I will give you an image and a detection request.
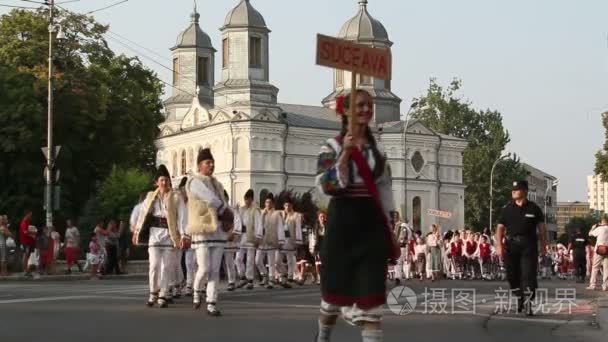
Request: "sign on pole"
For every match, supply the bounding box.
[427,209,452,219]
[316,34,391,80]
[41,145,62,161]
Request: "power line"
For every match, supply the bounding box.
[86,0,128,15]
[0,3,38,9]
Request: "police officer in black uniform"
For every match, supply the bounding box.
[568,228,589,283]
[495,180,547,316]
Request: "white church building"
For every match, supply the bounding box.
[155,0,467,232]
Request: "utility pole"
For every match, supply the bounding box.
[45,0,56,229]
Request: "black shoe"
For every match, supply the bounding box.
[266,281,275,290]
[146,300,155,307]
[237,278,248,289]
[227,283,235,291]
[280,281,292,289]
[193,301,201,310]
[158,298,168,309]
[395,278,401,285]
[246,281,254,290]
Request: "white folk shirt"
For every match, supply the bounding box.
[65,227,80,248]
[129,202,143,232]
[590,224,608,252]
[148,194,187,248]
[281,212,303,252]
[188,176,227,248]
[225,205,241,252]
[235,206,263,248]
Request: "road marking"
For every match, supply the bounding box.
[0,295,95,304]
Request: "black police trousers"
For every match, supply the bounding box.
[505,236,538,300]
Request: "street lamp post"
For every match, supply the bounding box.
[489,153,511,232]
[45,0,64,229]
[402,102,418,220]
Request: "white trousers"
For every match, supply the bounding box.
[236,247,256,280]
[255,249,277,280]
[185,249,196,287]
[171,249,183,287]
[194,246,224,304]
[394,247,407,279]
[148,247,176,298]
[276,250,297,280]
[223,250,237,284]
[589,253,608,289]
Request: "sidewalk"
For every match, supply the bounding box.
[0,272,147,282]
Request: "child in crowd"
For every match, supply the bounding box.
[414,237,427,281]
[87,234,101,280]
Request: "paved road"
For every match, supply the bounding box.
[0,278,603,342]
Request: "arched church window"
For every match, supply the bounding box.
[172,152,177,177]
[172,58,179,86]
[413,197,421,231]
[197,57,209,85]
[181,150,187,175]
[249,36,262,67]
[222,38,229,68]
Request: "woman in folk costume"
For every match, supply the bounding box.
[426,224,443,281]
[255,193,285,289]
[234,189,263,290]
[186,148,234,316]
[133,164,188,309]
[223,190,240,292]
[278,195,304,286]
[309,210,328,285]
[314,90,397,342]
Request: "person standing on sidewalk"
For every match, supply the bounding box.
[587,218,608,291]
[0,215,13,276]
[19,209,35,276]
[568,228,589,283]
[64,219,82,274]
[495,180,547,316]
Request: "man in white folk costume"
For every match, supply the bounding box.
[255,193,285,289]
[278,197,304,287]
[133,165,188,309]
[234,190,263,290]
[186,148,234,316]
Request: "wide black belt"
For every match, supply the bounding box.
[150,216,168,229]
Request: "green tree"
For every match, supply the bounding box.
[0,9,163,225]
[595,112,608,181]
[411,79,528,230]
[564,215,596,238]
[97,167,151,222]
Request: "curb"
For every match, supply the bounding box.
[0,274,148,282]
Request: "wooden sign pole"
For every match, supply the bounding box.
[349,71,359,140]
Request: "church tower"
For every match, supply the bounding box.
[322,0,402,124]
[214,0,279,115]
[164,3,216,122]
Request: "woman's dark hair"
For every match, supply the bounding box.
[178,177,188,189]
[339,89,385,178]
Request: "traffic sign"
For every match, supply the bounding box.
[41,146,62,160]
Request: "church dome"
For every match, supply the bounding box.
[223,0,268,30]
[172,10,214,51]
[338,0,391,45]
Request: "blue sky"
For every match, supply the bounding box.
[2,0,607,202]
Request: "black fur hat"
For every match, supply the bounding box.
[155,164,171,181]
[197,148,214,164]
